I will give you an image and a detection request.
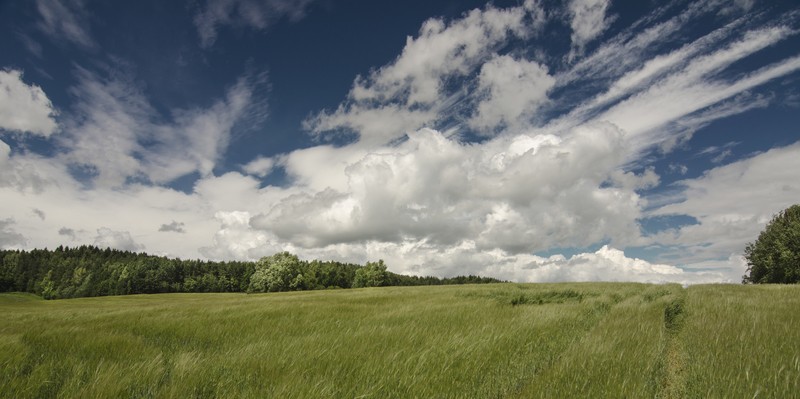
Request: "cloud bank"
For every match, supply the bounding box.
[1,0,798,285]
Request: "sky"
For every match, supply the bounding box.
[1,0,799,284]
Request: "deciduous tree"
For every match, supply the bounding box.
[743,204,800,284]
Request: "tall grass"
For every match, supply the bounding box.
[1,283,798,398]
[678,284,800,398]
[514,284,685,398]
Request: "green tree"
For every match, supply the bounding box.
[353,260,388,288]
[743,204,800,284]
[39,270,58,299]
[248,252,304,292]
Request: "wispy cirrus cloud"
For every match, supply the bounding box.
[61,65,269,187]
[566,0,614,62]
[646,142,800,266]
[35,0,95,49]
[194,0,315,48]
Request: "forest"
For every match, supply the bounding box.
[0,246,501,299]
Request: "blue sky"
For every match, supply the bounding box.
[1,0,799,284]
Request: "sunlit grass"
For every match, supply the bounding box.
[1,283,799,398]
[678,284,800,398]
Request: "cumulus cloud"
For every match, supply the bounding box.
[306,4,538,145]
[36,0,95,48]
[492,245,733,284]
[252,124,648,254]
[198,220,730,284]
[469,55,555,133]
[94,227,144,252]
[237,2,799,281]
[194,0,315,47]
[0,69,58,136]
[200,211,271,260]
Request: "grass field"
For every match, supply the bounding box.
[1,283,799,398]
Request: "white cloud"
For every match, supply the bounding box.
[668,163,688,176]
[556,1,742,92]
[513,245,731,284]
[61,67,150,187]
[0,139,9,164]
[35,0,95,48]
[571,17,746,119]
[0,69,58,136]
[252,124,647,254]
[306,104,437,148]
[61,67,267,187]
[567,0,613,61]
[94,227,144,252]
[3,0,798,286]
[469,55,555,133]
[306,4,537,145]
[351,6,529,106]
[594,26,800,154]
[372,242,731,284]
[197,210,726,284]
[194,0,315,47]
[720,0,755,16]
[0,149,221,259]
[0,139,66,193]
[143,74,265,183]
[241,155,276,177]
[200,211,271,260]
[647,142,800,265]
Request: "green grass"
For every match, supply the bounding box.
[678,284,800,398]
[1,283,798,398]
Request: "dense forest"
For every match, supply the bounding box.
[0,246,502,299]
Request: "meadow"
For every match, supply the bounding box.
[1,283,798,398]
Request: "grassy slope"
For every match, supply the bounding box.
[1,283,798,398]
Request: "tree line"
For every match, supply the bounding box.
[0,246,502,299]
